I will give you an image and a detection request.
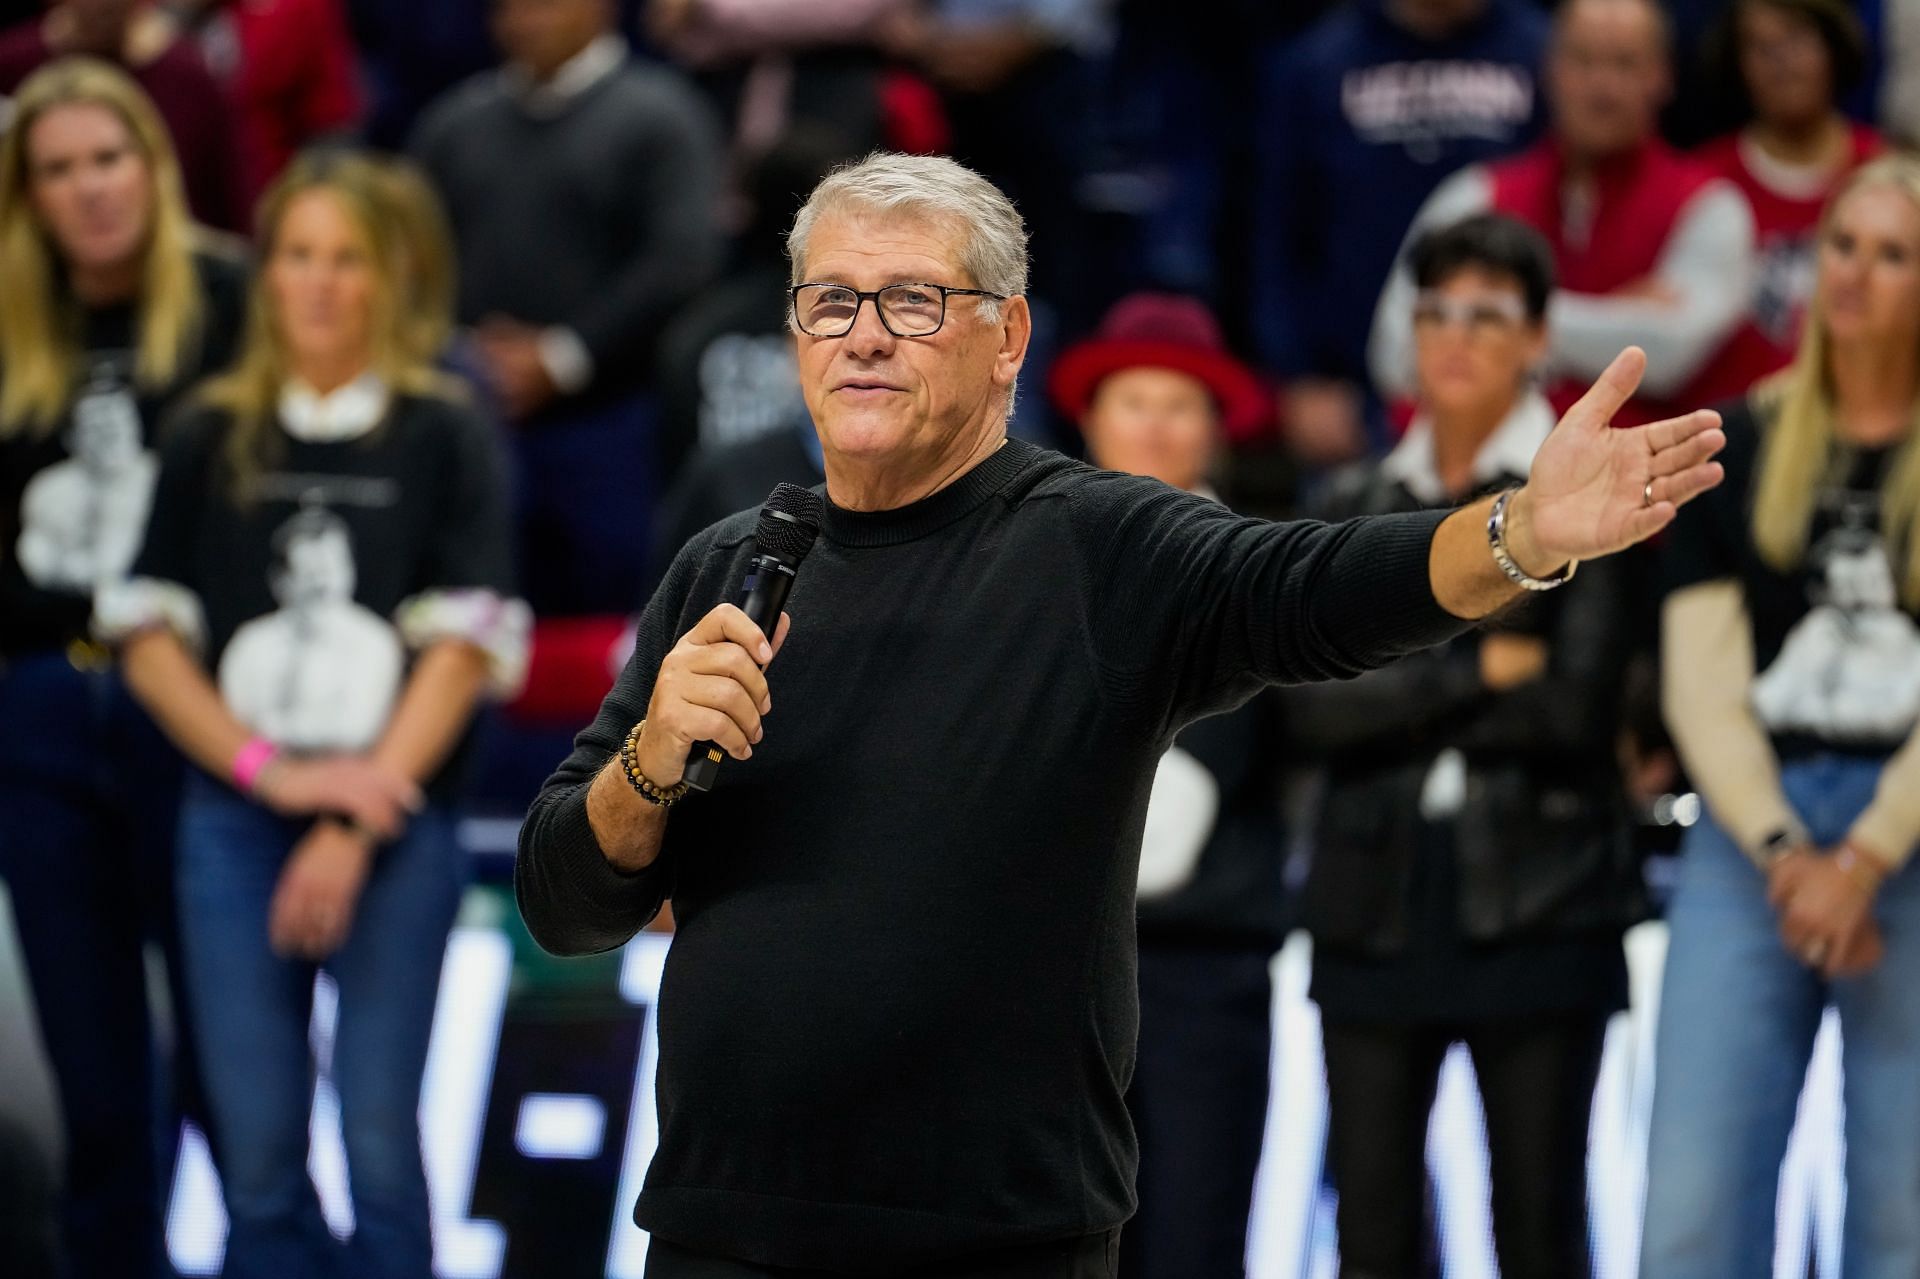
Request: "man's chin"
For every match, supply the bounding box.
[820,415,916,460]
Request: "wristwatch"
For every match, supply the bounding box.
[1487,489,1577,592]
[1756,827,1806,866]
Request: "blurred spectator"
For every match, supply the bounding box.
[1372,0,1757,428]
[411,0,725,613]
[655,126,852,475]
[879,0,1114,338]
[1643,155,1920,1278]
[157,0,365,212]
[1291,215,1639,1278]
[1101,0,1317,307]
[1883,0,1920,145]
[1252,0,1549,466]
[0,58,244,1279]
[96,150,528,1277]
[1049,292,1284,1279]
[0,0,244,228]
[413,0,722,423]
[647,0,901,156]
[1665,0,1886,146]
[648,128,852,585]
[1693,0,1883,402]
[345,0,497,149]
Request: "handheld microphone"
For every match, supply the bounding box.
[682,482,824,791]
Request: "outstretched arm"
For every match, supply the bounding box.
[1427,346,1726,619]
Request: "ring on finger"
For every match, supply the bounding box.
[1643,478,1656,508]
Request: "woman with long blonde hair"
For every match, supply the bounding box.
[96,149,528,1278]
[0,56,245,1279]
[1644,153,1920,1276]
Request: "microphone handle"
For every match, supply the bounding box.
[682,553,795,792]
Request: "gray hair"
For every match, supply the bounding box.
[786,152,1029,324]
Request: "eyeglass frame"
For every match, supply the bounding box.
[788,281,1011,338]
[1409,289,1534,338]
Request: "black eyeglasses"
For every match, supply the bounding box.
[789,282,1008,338]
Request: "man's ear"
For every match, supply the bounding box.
[995,294,1032,389]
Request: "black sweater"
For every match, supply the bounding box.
[0,249,246,659]
[515,439,1468,1271]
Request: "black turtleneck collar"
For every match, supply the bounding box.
[818,437,1040,549]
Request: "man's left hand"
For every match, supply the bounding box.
[1504,346,1725,576]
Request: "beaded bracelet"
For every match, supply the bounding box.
[619,720,690,808]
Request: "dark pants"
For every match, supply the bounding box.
[1121,945,1273,1279]
[0,653,205,1279]
[644,1231,1121,1279]
[1319,1014,1608,1279]
[512,393,661,615]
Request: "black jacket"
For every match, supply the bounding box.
[1136,691,1290,951]
[1286,463,1645,955]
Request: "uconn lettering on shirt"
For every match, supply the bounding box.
[1342,61,1534,155]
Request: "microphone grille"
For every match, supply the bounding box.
[754,483,824,565]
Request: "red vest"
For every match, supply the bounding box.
[1488,139,1734,424]
[1690,124,1884,403]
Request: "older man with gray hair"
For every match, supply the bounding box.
[516,152,1723,1277]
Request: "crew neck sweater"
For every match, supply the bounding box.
[516,438,1469,1271]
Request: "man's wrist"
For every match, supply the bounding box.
[621,720,691,807]
[1503,487,1569,581]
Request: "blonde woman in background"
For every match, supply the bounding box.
[96,151,529,1279]
[1644,154,1920,1278]
[0,57,245,1279]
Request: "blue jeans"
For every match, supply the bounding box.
[0,652,197,1279]
[176,781,463,1279]
[1641,754,1920,1278]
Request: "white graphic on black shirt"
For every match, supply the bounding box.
[217,504,402,752]
[15,370,156,593]
[698,333,805,448]
[1752,524,1920,743]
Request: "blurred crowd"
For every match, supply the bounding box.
[2,0,1920,1276]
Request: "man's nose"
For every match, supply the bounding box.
[843,296,898,358]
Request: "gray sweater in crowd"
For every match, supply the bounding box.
[410,51,725,398]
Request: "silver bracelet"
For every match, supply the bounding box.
[1487,488,1576,591]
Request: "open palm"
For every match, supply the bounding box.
[1525,346,1727,566]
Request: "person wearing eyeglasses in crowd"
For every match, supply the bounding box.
[1371,0,1757,429]
[513,152,1724,1279]
[1642,153,1920,1279]
[94,150,528,1279]
[1289,213,1641,1279]
[0,58,246,1279]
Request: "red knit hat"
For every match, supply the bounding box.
[1049,293,1270,442]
